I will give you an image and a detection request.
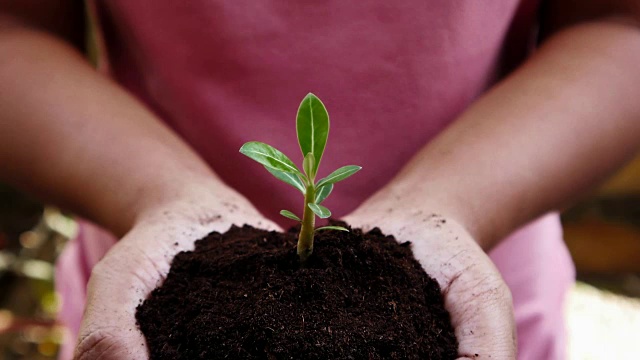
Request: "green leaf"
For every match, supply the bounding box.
[240,142,301,175]
[316,165,362,188]
[314,183,333,204]
[315,226,349,232]
[308,203,331,219]
[280,210,301,222]
[296,93,329,175]
[265,166,305,194]
[303,152,316,180]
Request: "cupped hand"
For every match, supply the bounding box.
[343,200,516,360]
[73,190,281,360]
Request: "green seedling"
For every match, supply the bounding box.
[240,93,361,262]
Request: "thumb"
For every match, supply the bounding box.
[74,239,155,359]
[74,219,200,360]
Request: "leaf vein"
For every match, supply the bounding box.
[245,150,298,173]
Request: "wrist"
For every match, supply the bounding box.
[352,181,500,251]
[405,185,501,250]
[119,173,237,235]
[128,173,276,236]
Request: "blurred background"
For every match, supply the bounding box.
[2,3,639,360]
[1,158,640,359]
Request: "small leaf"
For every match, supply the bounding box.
[316,165,362,188]
[314,183,333,204]
[308,203,331,219]
[240,141,301,175]
[303,152,316,180]
[280,210,301,222]
[297,93,329,175]
[315,226,349,232]
[265,166,305,194]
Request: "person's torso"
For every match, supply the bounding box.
[95,0,540,225]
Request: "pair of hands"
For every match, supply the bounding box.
[73,188,516,360]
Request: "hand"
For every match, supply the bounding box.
[73,189,281,360]
[343,197,516,360]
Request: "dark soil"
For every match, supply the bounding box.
[136,222,458,359]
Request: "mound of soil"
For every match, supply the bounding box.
[136,222,458,359]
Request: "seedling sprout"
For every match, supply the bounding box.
[240,93,361,262]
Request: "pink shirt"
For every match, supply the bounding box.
[56,2,574,359]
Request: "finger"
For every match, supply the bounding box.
[411,220,517,360]
[74,236,162,360]
[446,263,516,360]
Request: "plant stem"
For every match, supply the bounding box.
[297,186,316,262]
